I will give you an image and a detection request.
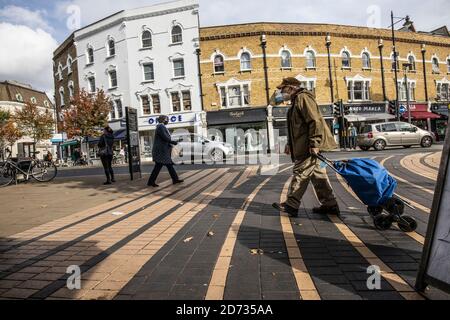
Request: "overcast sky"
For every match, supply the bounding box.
[0,0,449,97]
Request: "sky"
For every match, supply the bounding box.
[0,0,449,98]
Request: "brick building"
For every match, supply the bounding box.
[199,22,450,151]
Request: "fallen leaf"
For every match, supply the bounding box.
[111,212,125,216]
[183,237,194,243]
[272,272,276,276]
[207,231,215,237]
[213,214,219,219]
[250,249,264,255]
[40,205,48,208]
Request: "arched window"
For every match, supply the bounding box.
[305,50,316,68]
[214,55,224,73]
[281,50,292,69]
[391,53,399,70]
[87,47,94,64]
[408,55,416,71]
[58,64,63,80]
[30,97,37,104]
[67,57,73,74]
[108,39,115,57]
[362,52,371,69]
[342,51,351,68]
[171,25,182,44]
[142,30,152,48]
[432,57,440,73]
[68,83,74,98]
[59,88,65,106]
[447,58,450,73]
[15,93,23,102]
[240,52,252,71]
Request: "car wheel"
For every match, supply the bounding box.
[359,146,370,151]
[420,136,433,148]
[403,145,412,149]
[373,139,386,151]
[209,149,224,162]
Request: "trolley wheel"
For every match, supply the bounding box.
[397,215,417,233]
[373,215,393,231]
[367,206,383,217]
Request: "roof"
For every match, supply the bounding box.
[0,81,53,109]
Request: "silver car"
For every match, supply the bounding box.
[357,121,435,151]
[172,133,234,163]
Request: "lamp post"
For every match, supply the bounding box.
[421,44,429,102]
[403,63,412,124]
[325,34,334,103]
[378,39,387,101]
[260,34,270,105]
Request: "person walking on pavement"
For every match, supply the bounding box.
[98,126,115,185]
[347,123,358,150]
[272,77,340,217]
[147,115,184,187]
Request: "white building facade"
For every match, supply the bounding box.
[74,0,205,160]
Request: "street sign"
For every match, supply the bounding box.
[125,107,142,181]
[399,105,407,114]
[416,122,450,294]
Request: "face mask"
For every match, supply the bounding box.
[274,90,291,104]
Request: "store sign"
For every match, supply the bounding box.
[140,113,197,127]
[319,105,334,117]
[272,107,289,118]
[401,103,428,112]
[432,104,450,112]
[207,108,267,125]
[347,103,386,114]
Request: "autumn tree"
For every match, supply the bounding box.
[14,102,54,146]
[1,110,23,159]
[62,88,111,140]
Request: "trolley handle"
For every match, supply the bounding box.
[315,153,341,175]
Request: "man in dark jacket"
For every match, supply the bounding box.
[98,126,115,185]
[147,115,184,187]
[272,77,340,217]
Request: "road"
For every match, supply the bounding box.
[0,145,448,300]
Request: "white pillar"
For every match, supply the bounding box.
[266,105,275,152]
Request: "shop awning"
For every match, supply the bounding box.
[114,129,127,141]
[345,113,396,122]
[60,140,79,147]
[402,111,441,120]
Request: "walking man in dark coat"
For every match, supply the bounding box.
[147,115,184,187]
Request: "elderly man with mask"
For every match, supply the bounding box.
[272,77,340,217]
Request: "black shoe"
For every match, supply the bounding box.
[148,183,159,187]
[312,205,340,216]
[173,180,184,185]
[103,181,112,185]
[111,179,116,183]
[272,202,299,217]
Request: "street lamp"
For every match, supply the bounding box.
[325,34,334,104]
[378,39,387,101]
[421,44,429,102]
[403,62,412,124]
[260,34,270,105]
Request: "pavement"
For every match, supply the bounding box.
[0,145,449,300]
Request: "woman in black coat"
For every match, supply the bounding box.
[98,126,115,185]
[147,115,183,187]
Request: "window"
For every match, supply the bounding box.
[299,80,316,94]
[432,57,440,73]
[143,63,154,81]
[305,50,316,69]
[219,84,250,108]
[173,59,185,78]
[391,54,399,70]
[240,52,251,71]
[110,101,116,119]
[108,39,115,57]
[87,47,94,64]
[142,30,152,48]
[151,94,161,114]
[67,58,72,74]
[342,51,351,68]
[447,59,450,73]
[58,65,63,81]
[437,82,450,101]
[362,52,371,69]
[141,95,151,115]
[171,25,182,44]
[182,91,192,111]
[214,55,224,73]
[381,123,398,132]
[397,80,416,101]
[281,50,292,69]
[88,77,96,93]
[347,80,371,101]
[408,55,416,71]
[30,97,37,104]
[68,84,74,98]
[115,99,123,118]
[171,92,181,112]
[16,93,23,102]
[59,88,65,106]
[109,70,117,88]
[397,123,414,132]
[44,100,50,108]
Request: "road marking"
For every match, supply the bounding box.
[233,166,259,188]
[424,152,441,169]
[333,173,425,245]
[279,178,321,300]
[206,176,271,300]
[400,153,437,181]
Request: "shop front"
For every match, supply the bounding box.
[400,103,440,131]
[139,112,205,160]
[344,103,395,133]
[431,103,450,141]
[206,107,268,154]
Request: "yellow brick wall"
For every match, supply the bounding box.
[199,23,450,110]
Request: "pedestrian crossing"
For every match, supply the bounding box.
[0,153,445,300]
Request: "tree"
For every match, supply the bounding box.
[2,120,23,150]
[62,88,111,140]
[14,102,54,146]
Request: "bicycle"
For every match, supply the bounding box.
[0,149,58,187]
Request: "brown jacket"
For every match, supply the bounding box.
[287,89,337,162]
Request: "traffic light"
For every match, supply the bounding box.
[333,102,342,117]
[343,103,351,116]
[388,100,396,115]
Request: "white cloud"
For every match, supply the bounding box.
[0,5,53,32]
[0,23,58,93]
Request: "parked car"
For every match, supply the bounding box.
[172,133,234,163]
[357,121,435,151]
